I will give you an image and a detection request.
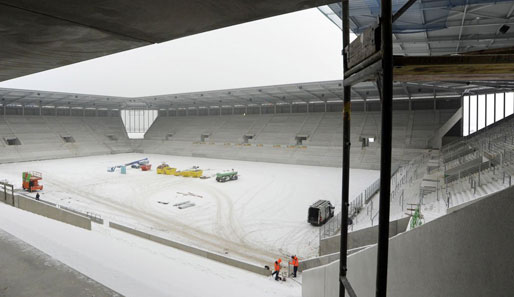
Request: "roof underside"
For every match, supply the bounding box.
[1,79,507,110]
[0,0,336,82]
[2,1,514,109]
[321,0,514,56]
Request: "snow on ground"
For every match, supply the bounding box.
[0,153,379,264]
[0,203,301,297]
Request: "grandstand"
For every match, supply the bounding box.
[0,81,462,169]
[0,115,130,163]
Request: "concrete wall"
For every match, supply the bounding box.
[0,193,91,230]
[2,190,15,206]
[109,222,271,276]
[319,217,409,256]
[299,252,341,272]
[299,245,371,272]
[60,205,104,224]
[302,258,340,297]
[303,185,514,297]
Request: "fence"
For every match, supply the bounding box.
[12,192,104,225]
[319,152,428,241]
[365,153,427,227]
[60,205,104,224]
[320,178,380,240]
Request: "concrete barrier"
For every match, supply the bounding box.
[2,191,15,206]
[299,245,371,272]
[319,217,409,256]
[0,194,91,230]
[60,205,104,224]
[303,185,514,297]
[299,252,340,272]
[109,222,271,276]
[17,196,92,230]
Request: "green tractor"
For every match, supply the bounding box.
[216,171,238,182]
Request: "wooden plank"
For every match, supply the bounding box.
[347,25,380,69]
[393,54,514,82]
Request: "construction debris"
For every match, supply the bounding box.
[178,202,196,209]
[173,201,191,207]
[177,192,203,198]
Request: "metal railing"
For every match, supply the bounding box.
[320,177,381,240]
[318,154,425,240]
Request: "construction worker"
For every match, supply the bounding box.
[289,255,299,278]
[272,258,281,281]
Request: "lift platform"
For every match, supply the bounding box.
[22,171,43,192]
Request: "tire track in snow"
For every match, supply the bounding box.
[43,176,281,265]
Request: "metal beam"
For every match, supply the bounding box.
[392,0,418,23]
[340,0,351,296]
[376,0,393,295]
[455,1,469,53]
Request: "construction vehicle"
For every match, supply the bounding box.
[157,163,170,174]
[22,171,43,192]
[307,200,334,226]
[163,167,175,175]
[125,158,149,167]
[191,170,203,178]
[181,170,192,177]
[216,171,238,182]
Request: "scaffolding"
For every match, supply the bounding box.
[339,0,514,296]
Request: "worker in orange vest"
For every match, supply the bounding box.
[271,258,281,281]
[289,255,299,278]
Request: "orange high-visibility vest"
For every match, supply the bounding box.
[289,257,299,267]
[274,262,280,271]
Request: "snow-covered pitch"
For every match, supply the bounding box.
[0,153,378,265]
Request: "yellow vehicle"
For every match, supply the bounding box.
[157,163,170,174]
[191,170,203,178]
[181,170,192,177]
[164,167,176,175]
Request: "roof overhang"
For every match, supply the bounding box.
[0,0,337,82]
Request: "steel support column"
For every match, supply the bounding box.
[340,0,352,296]
[376,0,393,296]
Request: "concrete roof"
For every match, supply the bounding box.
[0,0,336,82]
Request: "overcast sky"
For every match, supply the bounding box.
[0,8,344,98]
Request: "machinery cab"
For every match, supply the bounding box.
[308,200,334,226]
[22,171,43,192]
[215,171,238,182]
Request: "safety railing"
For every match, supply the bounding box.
[319,177,381,240]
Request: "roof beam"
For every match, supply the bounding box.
[489,2,514,47]
[455,2,469,53]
